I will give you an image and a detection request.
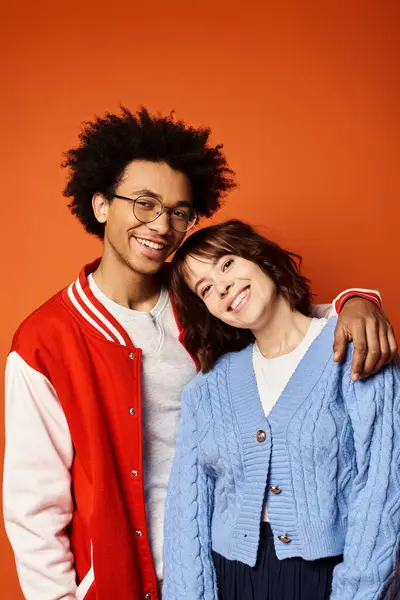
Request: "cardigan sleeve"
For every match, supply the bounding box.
[331,358,400,599]
[162,384,218,600]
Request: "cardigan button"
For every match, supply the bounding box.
[144,594,152,600]
[129,352,135,360]
[269,486,281,494]
[278,535,291,543]
[131,469,138,477]
[129,407,136,415]
[256,430,266,443]
[135,530,143,537]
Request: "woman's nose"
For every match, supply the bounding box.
[219,282,233,298]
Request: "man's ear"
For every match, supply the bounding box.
[92,193,109,224]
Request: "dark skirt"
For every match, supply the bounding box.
[212,522,342,600]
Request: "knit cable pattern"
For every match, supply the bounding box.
[163,384,218,600]
[163,322,400,599]
[207,365,244,525]
[330,360,400,599]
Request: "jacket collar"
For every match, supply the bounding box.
[62,259,133,345]
[62,259,185,347]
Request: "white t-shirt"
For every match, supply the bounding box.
[88,275,196,580]
[253,317,328,521]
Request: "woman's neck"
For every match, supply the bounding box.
[252,296,312,359]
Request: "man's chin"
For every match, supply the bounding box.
[140,262,165,275]
[126,254,167,276]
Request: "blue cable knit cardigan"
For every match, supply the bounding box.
[163,318,400,599]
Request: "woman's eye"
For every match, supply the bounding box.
[201,285,212,298]
[223,259,234,271]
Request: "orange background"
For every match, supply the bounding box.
[1,1,399,597]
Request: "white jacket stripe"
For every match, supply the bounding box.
[75,278,126,346]
[68,283,114,342]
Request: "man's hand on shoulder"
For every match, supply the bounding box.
[333,297,397,381]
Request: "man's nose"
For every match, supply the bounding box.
[146,210,171,236]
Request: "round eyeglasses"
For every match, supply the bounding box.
[111,193,197,233]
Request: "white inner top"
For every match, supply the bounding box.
[88,274,196,580]
[253,317,328,521]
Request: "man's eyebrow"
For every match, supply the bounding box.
[130,189,161,199]
[130,191,192,207]
[174,200,192,208]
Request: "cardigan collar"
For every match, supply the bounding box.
[227,318,337,436]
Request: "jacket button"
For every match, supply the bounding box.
[129,407,136,415]
[269,485,281,494]
[144,594,152,600]
[131,470,138,477]
[256,430,266,443]
[278,535,291,543]
[129,352,135,360]
[135,530,143,537]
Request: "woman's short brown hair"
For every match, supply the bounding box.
[169,219,312,372]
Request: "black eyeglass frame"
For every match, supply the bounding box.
[110,193,198,233]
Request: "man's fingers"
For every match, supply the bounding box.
[350,345,368,381]
[333,324,347,363]
[362,323,390,379]
[349,321,368,381]
[378,323,391,365]
[362,320,382,376]
[387,326,398,362]
[337,297,397,380]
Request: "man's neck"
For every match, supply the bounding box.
[92,251,162,312]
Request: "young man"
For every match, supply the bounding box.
[3,107,396,600]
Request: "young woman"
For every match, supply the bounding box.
[162,220,400,600]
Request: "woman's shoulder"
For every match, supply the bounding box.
[184,344,253,394]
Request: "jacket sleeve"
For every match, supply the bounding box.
[331,357,400,599]
[163,384,218,600]
[3,351,77,600]
[311,288,382,318]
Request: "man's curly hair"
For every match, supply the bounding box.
[62,106,236,238]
